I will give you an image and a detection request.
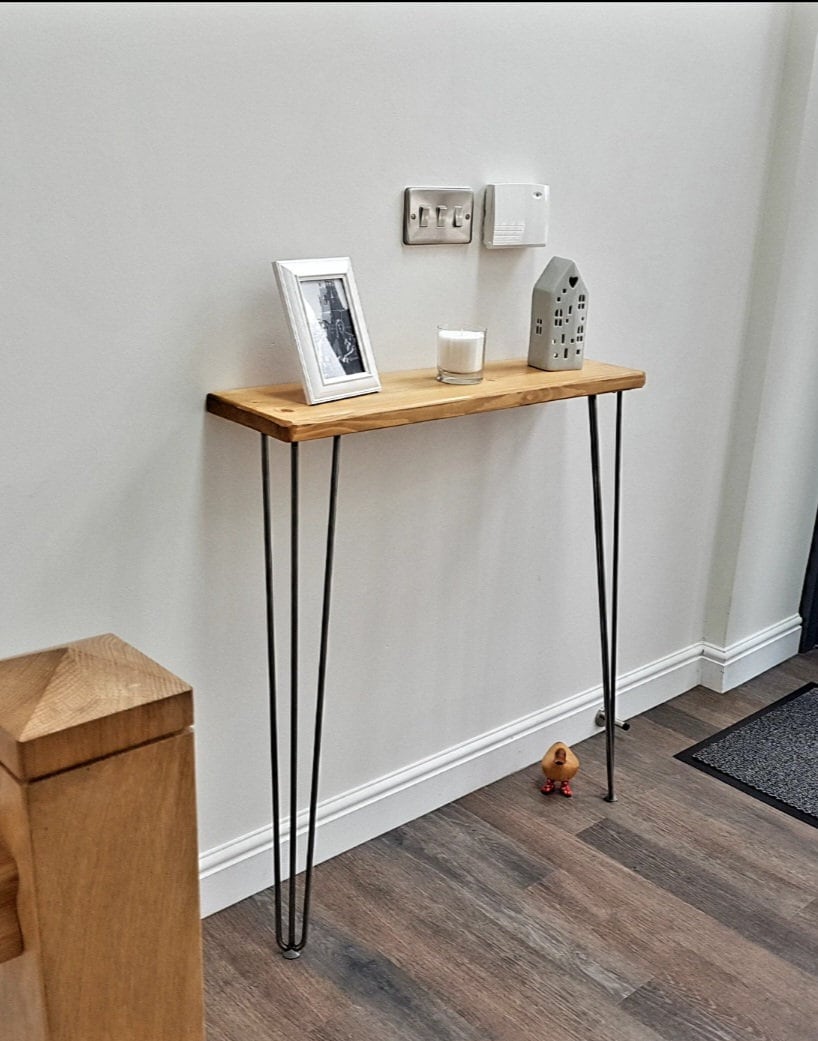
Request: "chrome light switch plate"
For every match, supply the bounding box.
[403,187,474,245]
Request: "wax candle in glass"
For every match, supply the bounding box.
[436,326,487,385]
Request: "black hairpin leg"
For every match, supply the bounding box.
[261,433,341,957]
[588,392,623,803]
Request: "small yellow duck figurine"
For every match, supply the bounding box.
[541,741,580,797]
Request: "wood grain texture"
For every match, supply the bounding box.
[326,824,659,1040]
[206,358,646,442]
[204,651,818,1041]
[0,633,192,780]
[0,761,49,1041]
[29,731,203,1041]
[578,816,818,977]
[0,840,22,963]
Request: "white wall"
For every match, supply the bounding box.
[0,2,802,913]
[705,4,818,658]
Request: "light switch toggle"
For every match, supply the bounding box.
[403,187,474,245]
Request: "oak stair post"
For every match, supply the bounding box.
[0,841,22,964]
[0,633,204,1041]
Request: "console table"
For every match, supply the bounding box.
[206,357,646,957]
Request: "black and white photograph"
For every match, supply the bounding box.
[274,257,381,404]
[300,277,366,379]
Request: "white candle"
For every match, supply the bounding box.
[437,328,485,375]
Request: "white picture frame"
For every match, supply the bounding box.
[273,257,381,405]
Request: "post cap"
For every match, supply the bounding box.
[0,634,192,781]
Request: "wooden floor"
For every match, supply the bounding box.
[203,653,818,1041]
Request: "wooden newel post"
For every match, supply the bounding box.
[0,841,23,964]
[0,634,205,1041]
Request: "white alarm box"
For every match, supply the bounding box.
[483,183,549,248]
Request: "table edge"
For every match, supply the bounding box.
[206,360,646,443]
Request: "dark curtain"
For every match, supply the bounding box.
[799,505,818,652]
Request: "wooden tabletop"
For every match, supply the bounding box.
[206,358,645,443]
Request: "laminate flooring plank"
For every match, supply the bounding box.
[577,816,818,977]
[581,715,818,874]
[404,810,655,1003]
[615,911,818,1040]
[202,899,340,1040]
[597,786,816,913]
[459,766,606,836]
[306,1002,477,1041]
[313,853,552,1041]
[623,978,761,1041]
[316,882,504,1031]
[757,654,818,691]
[641,702,717,743]
[293,910,485,1041]
[382,802,553,894]
[625,944,808,1041]
[671,686,777,729]
[792,897,818,929]
[560,731,653,803]
[520,871,659,983]
[674,678,799,728]
[545,847,818,1039]
[312,807,807,1041]
[376,807,611,965]
[451,795,661,991]
[204,651,818,1041]
[315,836,664,1041]
[203,945,300,1041]
[516,707,815,928]
[378,816,666,1036]
[371,821,646,1004]
[314,840,587,1041]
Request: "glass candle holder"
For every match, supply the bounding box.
[436,326,487,385]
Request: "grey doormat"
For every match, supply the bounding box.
[674,682,818,829]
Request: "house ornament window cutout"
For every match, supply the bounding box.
[528,257,588,372]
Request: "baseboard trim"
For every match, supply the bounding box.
[200,618,801,916]
[700,614,802,693]
[199,639,702,917]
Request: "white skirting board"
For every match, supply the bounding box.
[700,615,802,693]
[199,616,801,917]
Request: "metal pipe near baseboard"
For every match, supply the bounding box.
[595,710,631,732]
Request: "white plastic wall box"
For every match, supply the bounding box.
[483,183,549,248]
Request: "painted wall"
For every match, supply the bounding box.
[1,2,803,912]
[705,5,818,653]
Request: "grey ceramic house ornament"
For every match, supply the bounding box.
[528,257,588,371]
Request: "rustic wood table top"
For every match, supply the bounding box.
[206,358,646,443]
